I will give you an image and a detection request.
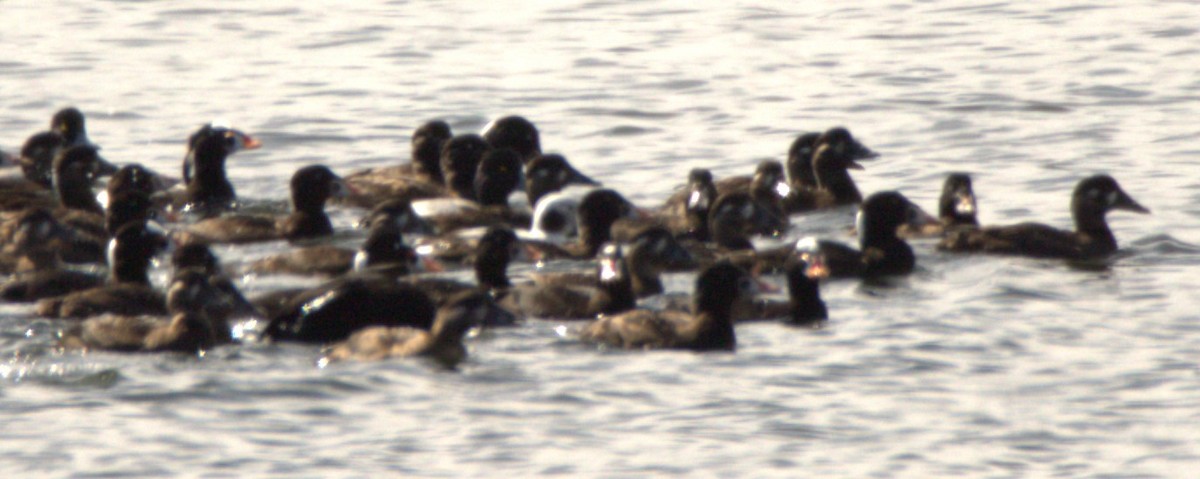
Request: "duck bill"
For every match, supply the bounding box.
[95,155,119,177]
[331,178,358,198]
[804,253,831,279]
[850,141,880,160]
[568,167,600,186]
[419,255,445,273]
[240,133,263,150]
[1113,191,1150,214]
[845,159,865,171]
[907,204,939,230]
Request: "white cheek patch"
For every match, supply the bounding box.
[741,203,755,219]
[688,190,708,210]
[653,238,668,254]
[1106,191,1118,206]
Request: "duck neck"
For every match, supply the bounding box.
[111,257,152,285]
[692,308,736,351]
[625,248,664,297]
[55,175,103,214]
[475,250,511,289]
[817,169,862,204]
[190,143,235,204]
[788,281,827,324]
[1073,205,1118,254]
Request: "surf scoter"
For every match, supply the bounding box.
[796,191,934,278]
[322,290,511,368]
[182,164,350,244]
[49,107,118,176]
[342,120,453,207]
[358,198,436,234]
[261,276,437,344]
[579,261,753,352]
[243,215,426,278]
[34,221,171,317]
[482,115,542,164]
[181,124,262,215]
[743,256,828,326]
[12,131,65,189]
[499,241,636,320]
[899,173,980,238]
[785,132,823,189]
[58,269,238,353]
[938,174,1148,260]
[439,134,493,201]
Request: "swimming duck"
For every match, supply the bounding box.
[261,276,437,344]
[341,120,452,207]
[181,124,262,215]
[49,107,118,176]
[33,221,171,317]
[579,261,753,352]
[182,164,350,244]
[440,134,493,201]
[482,115,542,164]
[524,154,600,206]
[499,242,636,320]
[742,256,828,326]
[58,268,238,353]
[898,173,980,238]
[938,174,1148,260]
[322,290,510,368]
[528,188,639,259]
[796,191,933,278]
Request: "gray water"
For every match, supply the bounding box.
[3,1,1200,477]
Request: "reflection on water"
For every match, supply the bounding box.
[3,1,1200,477]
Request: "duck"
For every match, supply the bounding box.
[780,130,877,212]
[530,226,697,298]
[524,153,600,206]
[795,191,934,278]
[410,148,532,234]
[180,123,262,215]
[48,107,118,176]
[0,215,105,302]
[579,261,753,352]
[482,115,542,164]
[527,188,639,259]
[57,268,238,353]
[402,226,527,307]
[358,197,436,234]
[11,131,65,189]
[439,134,493,201]
[742,256,828,326]
[33,221,172,317]
[938,174,1148,260]
[181,164,350,244]
[321,290,511,368]
[169,243,259,321]
[655,168,717,241]
[499,241,636,320]
[242,214,426,278]
[341,120,452,207]
[261,275,437,344]
[785,132,823,189]
[898,173,980,238]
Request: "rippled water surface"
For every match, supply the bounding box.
[3,1,1200,477]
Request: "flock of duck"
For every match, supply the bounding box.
[0,108,1150,368]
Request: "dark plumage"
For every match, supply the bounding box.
[183,165,349,244]
[33,221,171,317]
[262,277,437,344]
[579,261,753,351]
[183,125,261,215]
[524,154,600,206]
[322,290,509,368]
[440,134,492,201]
[481,115,542,163]
[796,191,933,278]
[938,175,1148,259]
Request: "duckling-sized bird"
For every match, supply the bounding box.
[898,173,980,238]
[180,124,262,215]
[938,174,1148,260]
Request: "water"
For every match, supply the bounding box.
[3,1,1200,477]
